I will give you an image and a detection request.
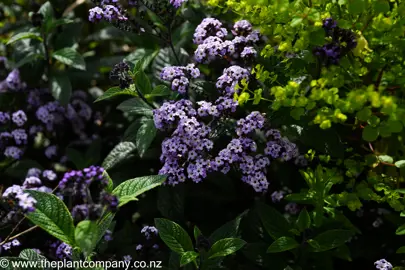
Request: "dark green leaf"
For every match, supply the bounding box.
[396,246,405,254]
[13,53,44,68]
[180,251,199,267]
[112,175,166,206]
[94,86,137,102]
[157,185,185,221]
[136,119,156,157]
[122,118,148,142]
[5,159,43,178]
[102,142,137,170]
[25,190,75,246]
[103,171,114,193]
[47,18,75,33]
[135,71,152,95]
[50,74,72,106]
[309,28,325,46]
[362,125,379,142]
[348,0,367,14]
[267,237,300,253]
[19,249,48,263]
[125,49,158,71]
[7,32,43,45]
[208,238,246,259]
[38,1,54,21]
[194,226,202,242]
[310,229,354,252]
[296,208,311,232]
[256,203,292,239]
[117,98,153,116]
[373,0,390,13]
[155,218,194,254]
[146,85,171,98]
[209,211,247,243]
[52,48,86,70]
[96,212,115,245]
[66,148,86,169]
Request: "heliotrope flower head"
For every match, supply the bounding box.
[5,69,24,91]
[141,225,158,240]
[323,18,337,31]
[232,20,253,36]
[56,242,72,259]
[4,146,23,159]
[11,110,27,127]
[193,18,228,45]
[374,259,393,270]
[170,0,188,8]
[0,112,10,124]
[160,64,200,94]
[89,7,104,22]
[110,61,133,89]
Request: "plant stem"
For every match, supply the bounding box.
[135,86,157,109]
[0,225,38,245]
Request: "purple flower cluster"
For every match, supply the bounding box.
[0,110,29,160]
[313,18,357,65]
[169,0,188,8]
[89,4,127,23]
[2,185,37,213]
[26,89,101,162]
[3,69,26,91]
[1,239,21,252]
[160,64,200,94]
[141,226,158,240]
[58,166,118,222]
[216,65,250,97]
[194,19,260,63]
[55,242,72,260]
[374,259,393,270]
[135,226,160,252]
[154,102,299,191]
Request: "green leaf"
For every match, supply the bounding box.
[207,238,246,259]
[5,159,43,178]
[180,251,199,267]
[194,226,202,242]
[66,148,86,169]
[125,49,158,71]
[75,220,99,256]
[102,142,137,170]
[256,202,292,240]
[373,0,390,13]
[154,218,194,254]
[103,171,114,193]
[362,125,379,142]
[267,237,300,253]
[395,160,405,168]
[25,190,75,246]
[309,28,326,46]
[135,71,153,95]
[378,155,394,164]
[296,208,311,232]
[396,223,405,235]
[117,98,153,116]
[396,246,405,254]
[310,229,354,252]
[348,0,367,14]
[146,85,171,98]
[7,32,43,45]
[96,212,115,245]
[356,107,372,121]
[50,74,72,106]
[136,119,156,157]
[19,249,48,262]
[209,211,247,243]
[94,86,137,102]
[122,117,147,142]
[38,1,54,21]
[47,18,75,33]
[112,175,166,207]
[52,48,86,70]
[13,53,44,68]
